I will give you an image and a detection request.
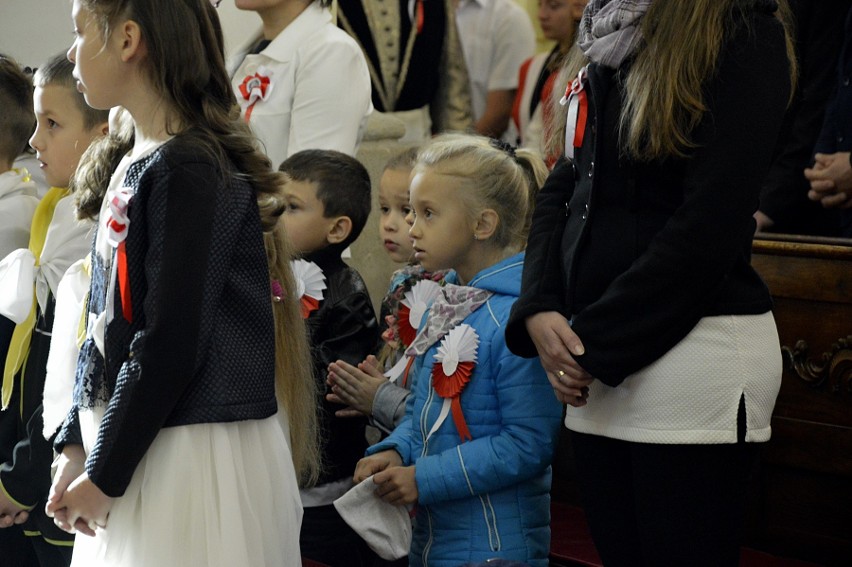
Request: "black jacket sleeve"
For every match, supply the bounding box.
[0,405,54,509]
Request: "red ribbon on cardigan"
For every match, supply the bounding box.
[117,241,132,322]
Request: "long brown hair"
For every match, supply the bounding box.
[80,0,320,484]
[547,0,796,161]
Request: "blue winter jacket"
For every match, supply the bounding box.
[367,253,562,567]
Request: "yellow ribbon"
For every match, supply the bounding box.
[1,187,69,411]
[76,255,92,349]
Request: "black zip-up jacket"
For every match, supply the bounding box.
[302,247,378,486]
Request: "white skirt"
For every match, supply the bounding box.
[72,410,303,567]
[564,312,783,444]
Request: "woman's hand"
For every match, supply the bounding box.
[354,450,403,484]
[805,152,852,209]
[373,466,418,506]
[525,311,595,407]
[327,355,386,417]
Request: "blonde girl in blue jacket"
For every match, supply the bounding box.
[353,134,561,567]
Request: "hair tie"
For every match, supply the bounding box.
[271,279,284,302]
[489,138,517,159]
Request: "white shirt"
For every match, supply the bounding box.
[455,0,535,121]
[0,168,39,259]
[227,2,373,168]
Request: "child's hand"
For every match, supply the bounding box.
[327,355,386,416]
[373,465,418,506]
[49,472,113,537]
[46,445,86,518]
[354,449,402,483]
[0,490,29,528]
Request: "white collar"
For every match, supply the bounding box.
[236,2,331,66]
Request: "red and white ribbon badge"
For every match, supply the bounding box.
[105,186,134,322]
[238,67,273,122]
[559,65,589,160]
[429,324,478,443]
[386,279,442,388]
[290,259,326,319]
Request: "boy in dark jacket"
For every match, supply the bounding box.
[279,150,379,567]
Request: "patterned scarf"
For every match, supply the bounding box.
[578,0,653,69]
[406,283,492,358]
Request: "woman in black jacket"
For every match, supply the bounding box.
[505,1,796,565]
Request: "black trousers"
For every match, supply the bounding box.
[569,425,758,567]
[299,503,378,567]
[0,527,73,567]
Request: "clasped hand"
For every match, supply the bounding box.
[0,489,30,528]
[45,445,113,537]
[353,450,417,506]
[804,152,852,209]
[525,311,595,407]
[326,355,386,417]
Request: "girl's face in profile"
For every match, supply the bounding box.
[378,167,415,264]
[408,169,479,281]
[68,0,125,111]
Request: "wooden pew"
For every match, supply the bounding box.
[745,235,852,567]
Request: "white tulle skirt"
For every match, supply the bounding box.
[72,410,303,567]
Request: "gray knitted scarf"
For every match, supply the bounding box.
[578,0,653,68]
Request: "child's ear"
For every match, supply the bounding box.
[326,216,353,245]
[473,209,499,241]
[117,19,146,63]
[98,120,109,137]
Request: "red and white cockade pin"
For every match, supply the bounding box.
[385,279,442,387]
[290,259,326,319]
[105,186,134,323]
[430,324,479,442]
[397,279,441,348]
[560,64,589,160]
[238,66,273,122]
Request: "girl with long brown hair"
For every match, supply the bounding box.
[45,0,318,565]
[507,1,796,565]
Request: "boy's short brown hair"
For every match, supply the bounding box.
[0,54,35,165]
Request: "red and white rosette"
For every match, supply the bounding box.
[105,186,134,322]
[429,324,479,443]
[385,279,442,387]
[397,279,441,347]
[238,66,274,122]
[559,64,589,161]
[290,259,326,319]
